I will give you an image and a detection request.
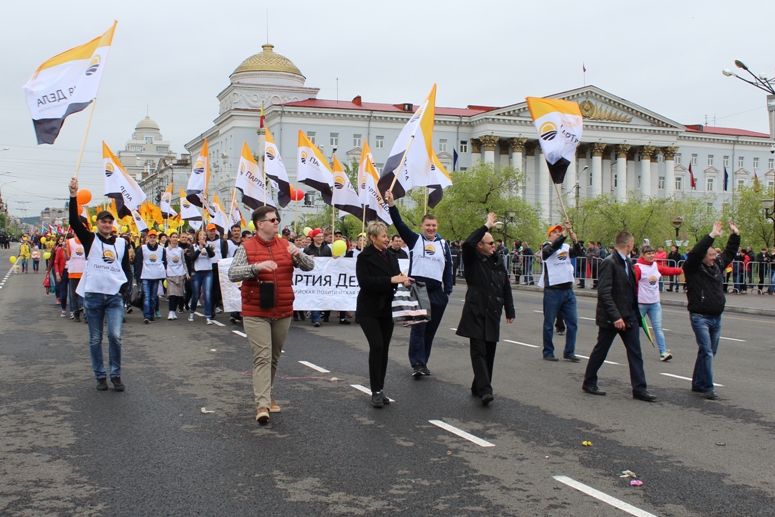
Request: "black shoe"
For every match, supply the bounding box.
[144,318,150,324]
[480,393,494,406]
[380,391,390,405]
[300,312,306,321]
[412,365,423,379]
[543,355,559,362]
[582,385,606,396]
[420,366,431,376]
[633,391,656,402]
[702,390,719,400]
[184,304,190,311]
[666,288,673,292]
[110,377,125,392]
[339,318,351,325]
[96,378,108,391]
[293,315,299,322]
[230,317,236,323]
[127,306,133,314]
[313,322,321,328]
[73,314,81,323]
[556,329,565,336]
[563,354,581,363]
[371,393,384,408]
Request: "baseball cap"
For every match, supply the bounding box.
[147,230,158,237]
[334,229,343,235]
[282,228,291,235]
[206,223,217,231]
[96,210,115,221]
[547,225,563,237]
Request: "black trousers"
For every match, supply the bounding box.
[359,315,394,393]
[583,324,647,393]
[211,264,222,309]
[470,338,497,396]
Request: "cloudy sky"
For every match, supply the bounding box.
[1,0,774,216]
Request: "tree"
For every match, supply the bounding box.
[722,184,775,248]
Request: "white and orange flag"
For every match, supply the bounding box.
[179,188,202,230]
[160,183,176,218]
[358,141,391,224]
[186,138,209,207]
[297,130,333,205]
[265,128,291,207]
[331,155,363,219]
[23,21,117,145]
[235,142,275,209]
[103,142,145,218]
[526,97,583,184]
[229,188,246,229]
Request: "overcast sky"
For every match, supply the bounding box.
[1,0,774,216]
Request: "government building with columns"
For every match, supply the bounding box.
[172,44,775,224]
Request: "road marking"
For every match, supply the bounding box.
[579,316,595,321]
[504,339,539,348]
[719,337,745,342]
[211,320,225,327]
[660,372,723,387]
[429,420,494,447]
[450,327,457,331]
[351,384,394,402]
[553,475,657,517]
[299,360,330,373]
[574,354,619,365]
[232,330,247,338]
[533,310,543,314]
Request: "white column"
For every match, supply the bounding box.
[663,147,676,197]
[539,151,551,221]
[480,135,499,164]
[640,146,655,198]
[591,143,605,197]
[615,144,630,202]
[509,138,527,199]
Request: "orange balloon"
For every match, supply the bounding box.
[288,185,295,196]
[76,190,92,205]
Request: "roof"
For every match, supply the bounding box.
[233,44,303,77]
[684,124,771,138]
[135,116,159,131]
[281,98,494,117]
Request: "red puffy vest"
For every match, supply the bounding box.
[240,236,295,318]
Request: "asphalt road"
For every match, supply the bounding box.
[2,249,774,517]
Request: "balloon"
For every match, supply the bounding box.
[163,280,168,289]
[43,251,51,260]
[292,189,305,201]
[121,225,128,233]
[248,220,255,231]
[76,189,92,205]
[40,237,47,244]
[303,226,312,236]
[332,240,347,257]
[9,256,16,264]
[289,185,295,196]
[91,215,97,222]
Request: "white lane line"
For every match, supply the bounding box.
[579,316,595,321]
[298,360,330,373]
[351,384,394,402]
[232,330,247,338]
[429,420,494,448]
[504,339,539,348]
[719,337,745,342]
[574,354,619,365]
[553,475,657,517]
[660,372,723,387]
[195,312,204,317]
[533,310,543,314]
[450,327,457,331]
[211,320,225,327]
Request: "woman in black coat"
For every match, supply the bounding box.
[356,221,413,408]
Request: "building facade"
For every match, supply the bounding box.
[118,116,178,181]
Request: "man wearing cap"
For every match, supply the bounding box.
[68,178,132,392]
[539,221,583,362]
[281,228,292,241]
[134,229,167,323]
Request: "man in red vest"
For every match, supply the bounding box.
[228,206,314,424]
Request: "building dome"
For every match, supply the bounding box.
[233,44,304,77]
[135,116,159,131]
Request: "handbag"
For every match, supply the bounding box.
[129,284,144,308]
[392,281,431,325]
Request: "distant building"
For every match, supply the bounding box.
[40,206,67,225]
[118,116,177,181]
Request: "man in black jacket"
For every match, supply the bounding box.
[455,213,515,406]
[582,231,656,401]
[683,221,739,400]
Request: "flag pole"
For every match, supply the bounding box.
[387,135,415,192]
[73,99,98,179]
[423,187,428,214]
[360,206,366,251]
[553,182,571,223]
[293,182,299,236]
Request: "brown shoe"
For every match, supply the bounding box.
[256,407,270,423]
[270,399,281,413]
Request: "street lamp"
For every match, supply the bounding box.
[670,216,685,248]
[762,198,775,244]
[501,209,517,241]
[576,165,589,211]
[722,60,775,95]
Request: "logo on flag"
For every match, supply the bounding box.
[194,161,204,174]
[266,148,276,161]
[540,122,558,141]
[85,56,101,76]
[301,151,308,165]
[105,163,114,177]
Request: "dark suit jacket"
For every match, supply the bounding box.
[595,250,640,330]
[356,245,400,318]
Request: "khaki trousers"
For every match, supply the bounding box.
[243,316,291,409]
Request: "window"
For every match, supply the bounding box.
[769,180,775,188]
[707,155,714,166]
[675,176,683,190]
[156,146,168,153]
[375,163,384,174]
[375,136,384,149]
[439,139,447,152]
[307,131,316,145]
[707,202,714,213]
[460,167,468,171]
[658,176,665,189]
[769,158,774,169]
[707,177,715,191]
[737,179,745,188]
[614,174,618,187]
[353,134,362,147]
[753,157,760,169]
[330,133,339,147]
[145,136,153,144]
[460,140,468,153]
[675,153,682,165]
[738,156,744,168]
[723,156,730,168]
[691,154,698,166]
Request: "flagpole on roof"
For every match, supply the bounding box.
[73,100,98,179]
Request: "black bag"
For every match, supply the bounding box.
[259,281,275,309]
[129,284,144,308]
[392,281,431,325]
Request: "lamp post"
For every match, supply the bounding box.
[575,165,589,212]
[762,198,775,246]
[722,60,775,140]
[671,216,684,248]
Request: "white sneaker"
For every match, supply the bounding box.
[660,350,673,361]
[188,313,194,322]
[168,312,175,320]
[206,318,214,325]
[215,307,223,314]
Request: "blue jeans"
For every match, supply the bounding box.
[639,302,666,354]
[20,257,28,272]
[310,310,322,324]
[408,288,449,367]
[523,257,534,283]
[769,270,775,293]
[142,278,161,319]
[689,313,721,392]
[190,271,213,318]
[542,288,578,357]
[84,293,124,379]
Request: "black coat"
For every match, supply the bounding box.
[683,233,739,316]
[355,245,400,318]
[456,225,515,342]
[595,251,640,330]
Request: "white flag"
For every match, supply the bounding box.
[297,130,333,205]
[265,128,291,207]
[358,141,391,224]
[103,142,146,218]
[235,142,275,209]
[186,139,209,207]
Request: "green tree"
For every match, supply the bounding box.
[722,184,775,248]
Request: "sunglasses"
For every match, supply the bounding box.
[260,217,281,223]
[482,241,495,246]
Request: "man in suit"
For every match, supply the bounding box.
[582,231,656,402]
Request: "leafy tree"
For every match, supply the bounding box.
[722,184,775,248]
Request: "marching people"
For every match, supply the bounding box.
[18,236,31,273]
[189,229,215,324]
[65,230,86,322]
[582,231,656,402]
[303,229,332,327]
[205,223,228,316]
[456,212,515,406]
[385,189,454,379]
[225,223,244,323]
[355,221,413,408]
[538,222,583,362]
[228,206,314,423]
[165,232,188,320]
[682,221,740,400]
[68,178,132,392]
[134,229,167,324]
